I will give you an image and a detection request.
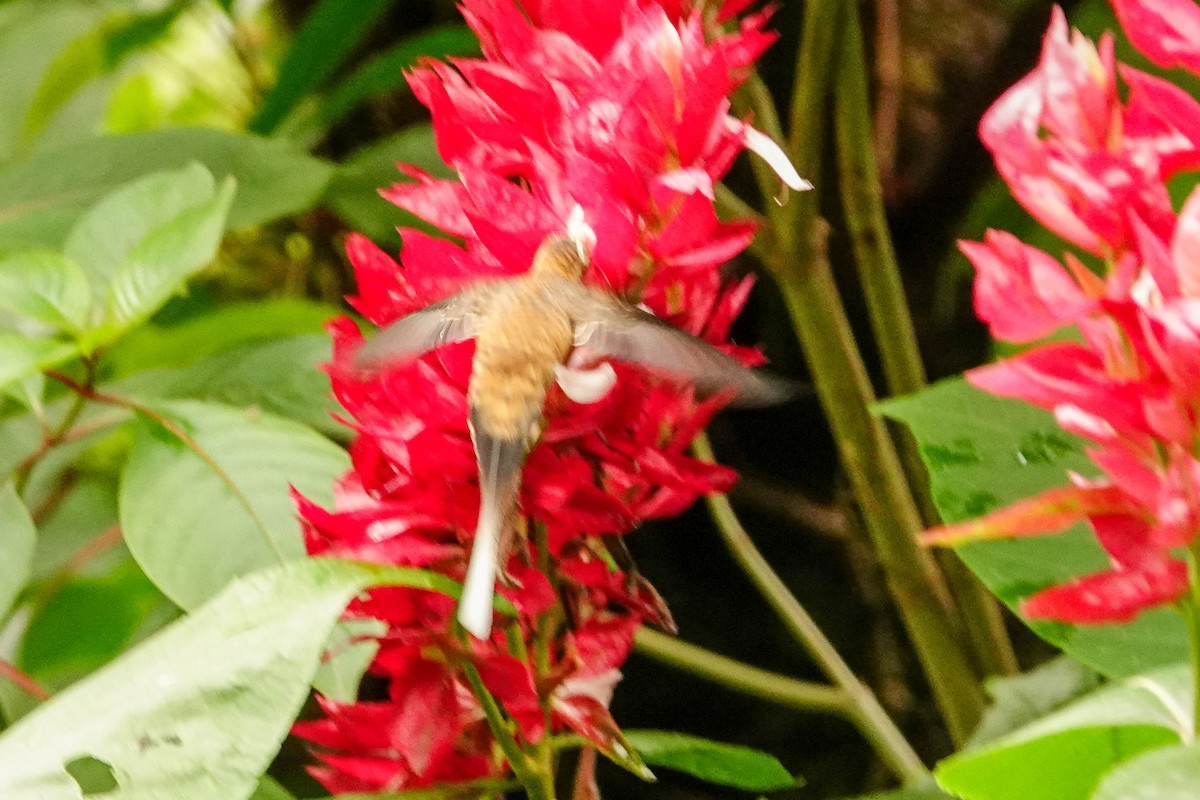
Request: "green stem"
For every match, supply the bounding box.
[634,627,851,717]
[832,1,1017,679]
[461,661,547,800]
[693,434,929,784]
[771,227,984,743]
[743,0,987,742]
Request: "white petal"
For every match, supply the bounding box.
[729,117,812,191]
[555,362,617,403]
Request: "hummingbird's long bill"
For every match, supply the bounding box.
[353,234,798,638]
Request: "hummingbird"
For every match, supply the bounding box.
[355,218,795,639]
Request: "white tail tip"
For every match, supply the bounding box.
[457,509,501,639]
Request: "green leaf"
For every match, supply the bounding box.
[1091,742,1200,800]
[968,656,1103,748]
[0,2,104,162]
[119,399,349,609]
[0,129,333,249]
[323,125,451,248]
[877,378,1188,677]
[0,558,451,800]
[250,0,398,134]
[318,25,479,128]
[0,482,36,621]
[59,162,237,344]
[0,250,90,333]
[0,335,78,393]
[18,558,167,687]
[102,176,236,332]
[65,162,217,300]
[935,664,1190,800]
[19,3,187,148]
[141,335,345,437]
[104,298,339,376]
[624,730,800,792]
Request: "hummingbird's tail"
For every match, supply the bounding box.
[459,407,528,639]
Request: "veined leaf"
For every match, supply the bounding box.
[0,129,333,249]
[624,730,800,792]
[878,378,1188,677]
[0,559,456,800]
[0,250,90,333]
[0,482,36,622]
[935,664,1190,800]
[119,399,349,609]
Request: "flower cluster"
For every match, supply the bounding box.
[293,0,796,792]
[925,1,1200,624]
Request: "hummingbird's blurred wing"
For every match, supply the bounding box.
[354,286,488,371]
[565,283,798,407]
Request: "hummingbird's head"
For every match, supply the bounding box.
[531,234,589,280]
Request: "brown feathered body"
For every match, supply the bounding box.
[468,277,575,442]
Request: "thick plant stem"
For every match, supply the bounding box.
[693,434,929,784]
[770,224,985,743]
[743,0,986,741]
[832,1,1017,679]
[461,662,548,800]
[634,628,852,717]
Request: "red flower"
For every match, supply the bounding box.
[295,0,799,793]
[932,4,1200,624]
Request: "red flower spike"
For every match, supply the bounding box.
[295,0,803,791]
[948,3,1200,627]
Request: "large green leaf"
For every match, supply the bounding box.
[0,558,453,800]
[967,657,1103,748]
[249,0,398,134]
[119,399,349,609]
[59,163,237,346]
[323,125,451,248]
[878,378,1188,677]
[624,730,800,792]
[1090,742,1200,800]
[101,176,236,332]
[0,335,79,393]
[935,665,1189,800]
[0,129,333,249]
[0,250,90,333]
[0,482,36,621]
[19,2,187,148]
[64,162,217,300]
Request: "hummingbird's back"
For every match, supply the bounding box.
[467,278,575,441]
